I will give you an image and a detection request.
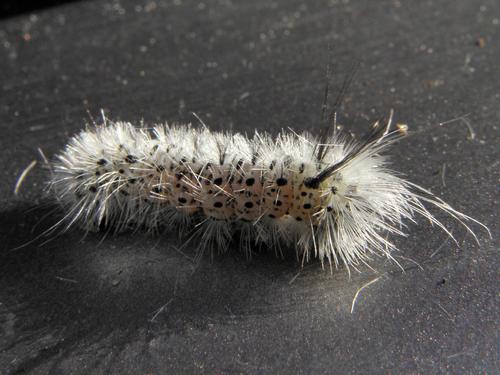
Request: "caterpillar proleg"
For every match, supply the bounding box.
[49,112,486,270]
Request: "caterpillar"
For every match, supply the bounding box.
[48,112,485,270]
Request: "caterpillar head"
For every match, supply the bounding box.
[299,114,414,267]
[297,114,485,270]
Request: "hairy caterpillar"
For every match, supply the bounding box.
[48,112,485,270]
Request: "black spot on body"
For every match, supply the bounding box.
[125,155,137,163]
[244,202,254,208]
[214,177,223,185]
[303,203,312,209]
[251,154,258,165]
[89,186,97,193]
[213,202,223,208]
[296,217,303,221]
[274,200,283,206]
[119,169,125,174]
[268,214,276,218]
[97,158,107,166]
[178,197,187,204]
[276,177,287,186]
[245,177,255,186]
[331,186,338,194]
[326,206,333,212]
[303,177,320,189]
